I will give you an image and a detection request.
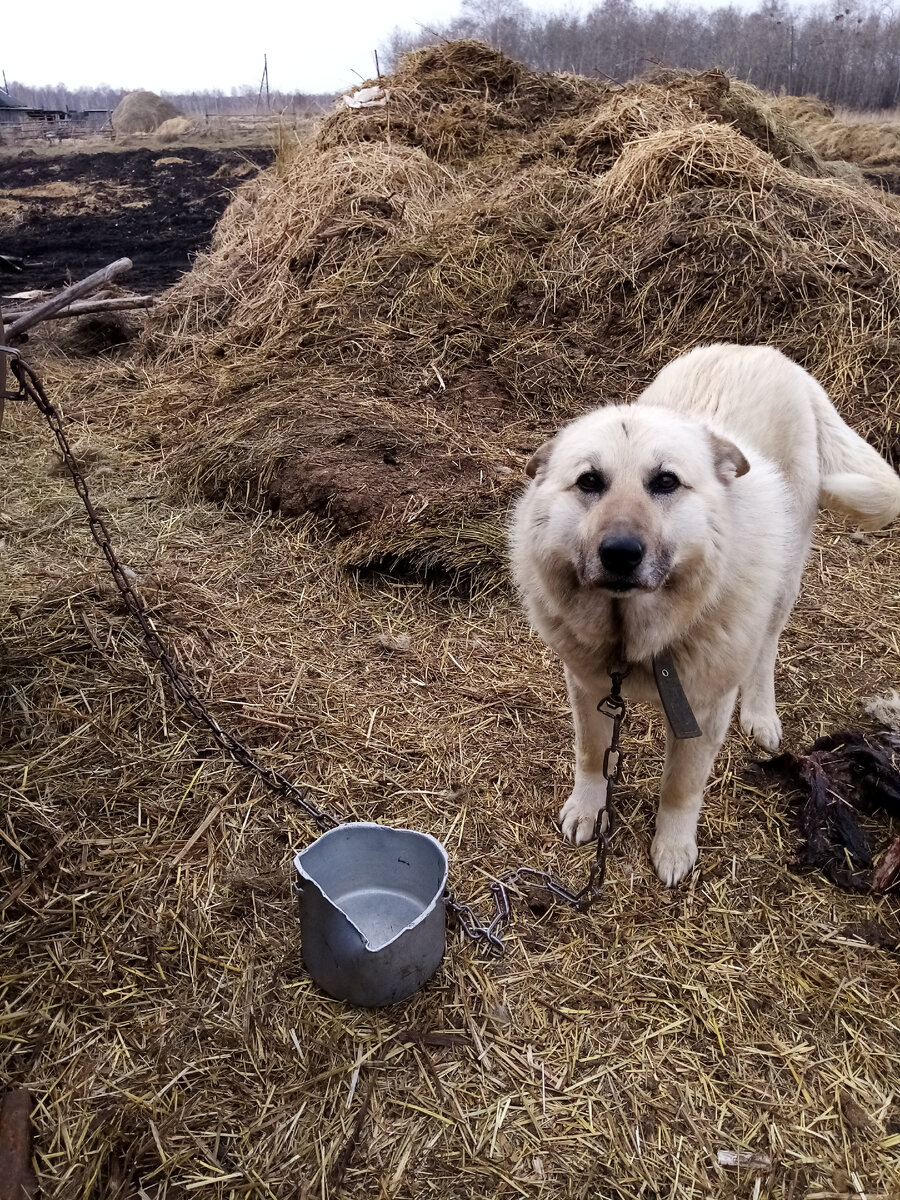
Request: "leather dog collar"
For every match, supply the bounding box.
[652,649,702,739]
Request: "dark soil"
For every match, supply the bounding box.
[182,367,533,543]
[265,417,489,534]
[0,146,274,293]
[863,166,900,194]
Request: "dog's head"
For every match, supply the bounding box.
[521,404,749,595]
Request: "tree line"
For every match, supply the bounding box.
[386,0,900,111]
[2,82,332,116]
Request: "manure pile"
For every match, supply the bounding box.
[140,42,900,575]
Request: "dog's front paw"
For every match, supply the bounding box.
[650,829,698,887]
[739,705,782,754]
[559,788,605,846]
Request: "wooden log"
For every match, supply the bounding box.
[6,257,133,338]
[0,301,6,430]
[2,295,154,323]
[0,1088,38,1200]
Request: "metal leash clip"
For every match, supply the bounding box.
[1,345,26,402]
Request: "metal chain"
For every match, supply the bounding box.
[595,671,627,887]
[444,677,626,957]
[8,352,337,831]
[6,351,626,955]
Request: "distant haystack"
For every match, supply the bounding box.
[112,91,182,135]
[155,115,201,143]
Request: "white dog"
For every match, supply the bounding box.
[510,344,900,885]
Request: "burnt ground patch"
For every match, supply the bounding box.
[0,145,274,294]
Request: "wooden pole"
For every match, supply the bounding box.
[6,257,133,338]
[0,1089,38,1200]
[2,295,154,323]
[0,300,6,430]
[256,54,269,111]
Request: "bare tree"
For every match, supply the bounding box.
[385,0,900,110]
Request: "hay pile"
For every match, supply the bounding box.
[154,115,203,143]
[136,43,900,576]
[774,93,900,169]
[112,90,182,135]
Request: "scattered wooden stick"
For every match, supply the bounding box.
[6,258,133,338]
[170,805,222,866]
[328,1078,373,1193]
[2,295,153,323]
[0,1088,38,1200]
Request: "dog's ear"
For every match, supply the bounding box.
[525,439,555,481]
[709,432,750,483]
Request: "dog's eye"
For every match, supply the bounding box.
[576,471,606,494]
[648,471,681,495]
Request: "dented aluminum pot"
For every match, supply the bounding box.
[293,822,448,1007]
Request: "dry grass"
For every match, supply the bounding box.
[0,113,321,160]
[143,113,322,153]
[2,346,900,1200]
[0,178,138,225]
[2,43,900,1198]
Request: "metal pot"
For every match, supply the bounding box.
[293,822,449,1007]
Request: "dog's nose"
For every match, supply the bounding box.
[599,535,645,575]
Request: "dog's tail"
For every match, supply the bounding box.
[811,381,900,530]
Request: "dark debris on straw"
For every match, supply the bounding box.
[757,731,900,891]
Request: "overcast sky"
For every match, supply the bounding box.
[2,0,565,95]
[3,0,747,96]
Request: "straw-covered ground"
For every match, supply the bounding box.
[3,340,900,1199]
[2,41,900,1199]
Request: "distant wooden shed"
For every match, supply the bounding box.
[0,85,66,125]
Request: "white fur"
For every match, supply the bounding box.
[510,343,900,885]
[865,689,900,733]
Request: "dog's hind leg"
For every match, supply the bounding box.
[738,624,784,753]
[738,575,803,753]
[651,690,736,886]
[559,666,616,845]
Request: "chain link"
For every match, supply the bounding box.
[8,352,626,955]
[594,670,627,888]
